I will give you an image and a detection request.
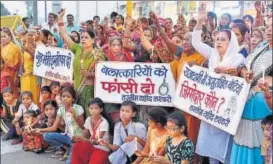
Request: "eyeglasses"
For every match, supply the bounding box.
[165,126,179,132]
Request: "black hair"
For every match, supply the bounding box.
[71,30,80,43]
[121,101,139,122]
[117,14,125,25]
[261,115,273,125]
[50,81,61,88]
[43,99,58,110]
[110,12,118,19]
[41,86,52,94]
[231,23,248,37]
[2,87,13,94]
[148,107,168,126]
[41,29,51,38]
[24,110,40,118]
[48,12,55,17]
[243,15,254,24]
[60,82,73,91]
[232,19,245,25]
[86,20,93,25]
[165,18,173,23]
[21,91,33,99]
[93,15,100,21]
[190,19,197,25]
[66,14,74,18]
[222,13,232,22]
[88,97,114,135]
[168,111,188,136]
[207,11,218,28]
[85,29,96,39]
[22,17,28,22]
[221,29,232,41]
[60,86,76,100]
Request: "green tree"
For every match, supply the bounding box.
[1,2,10,16]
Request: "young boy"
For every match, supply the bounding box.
[261,115,273,164]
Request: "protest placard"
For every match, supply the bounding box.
[95,62,175,107]
[33,45,74,82]
[173,64,250,135]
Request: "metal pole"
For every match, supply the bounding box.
[96,1,98,15]
[45,1,47,22]
[33,1,38,25]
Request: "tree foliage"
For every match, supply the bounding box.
[1,2,10,16]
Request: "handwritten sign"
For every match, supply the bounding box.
[173,64,250,135]
[95,62,175,106]
[33,45,74,82]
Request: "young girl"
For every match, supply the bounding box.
[39,86,52,120]
[261,115,272,164]
[71,97,112,164]
[21,110,46,153]
[50,81,61,106]
[1,87,20,141]
[36,86,84,164]
[152,111,194,164]
[12,91,40,145]
[101,101,147,164]
[134,108,169,164]
[42,100,65,156]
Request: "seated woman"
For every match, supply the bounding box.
[133,108,169,164]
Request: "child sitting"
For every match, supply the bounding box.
[12,91,40,145]
[134,107,169,164]
[106,101,147,164]
[21,110,46,153]
[151,111,194,164]
[261,115,273,164]
[50,81,61,106]
[1,87,21,141]
[39,86,52,120]
[71,98,112,164]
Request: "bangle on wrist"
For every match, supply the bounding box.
[265,93,272,99]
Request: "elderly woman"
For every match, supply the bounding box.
[192,4,245,164]
[20,29,39,104]
[58,9,105,117]
[1,27,22,98]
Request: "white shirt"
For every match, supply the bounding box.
[42,22,59,34]
[17,102,39,118]
[84,116,110,152]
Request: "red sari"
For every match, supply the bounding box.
[103,45,134,62]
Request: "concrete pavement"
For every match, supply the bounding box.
[1,133,64,164]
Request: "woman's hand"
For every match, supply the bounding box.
[255,0,265,14]
[124,135,135,143]
[135,150,148,157]
[257,79,270,92]
[72,136,85,143]
[151,155,169,164]
[99,139,109,146]
[241,68,254,83]
[197,2,207,20]
[57,8,65,22]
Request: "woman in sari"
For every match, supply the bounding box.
[20,29,39,104]
[0,27,22,98]
[58,9,105,117]
[230,17,273,164]
[231,23,249,58]
[192,4,245,164]
[103,36,134,62]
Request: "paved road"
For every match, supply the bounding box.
[1,133,64,164]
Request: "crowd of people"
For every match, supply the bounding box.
[0,1,273,164]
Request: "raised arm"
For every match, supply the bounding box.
[192,3,212,59]
[57,9,75,50]
[135,26,153,53]
[253,0,264,28]
[122,18,137,51]
[151,11,179,54]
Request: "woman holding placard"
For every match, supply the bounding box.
[191,3,245,164]
[57,9,106,117]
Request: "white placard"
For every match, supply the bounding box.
[33,45,74,82]
[173,64,250,135]
[95,62,175,106]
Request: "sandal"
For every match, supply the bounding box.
[55,147,65,155]
[59,153,68,161]
[51,151,63,158]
